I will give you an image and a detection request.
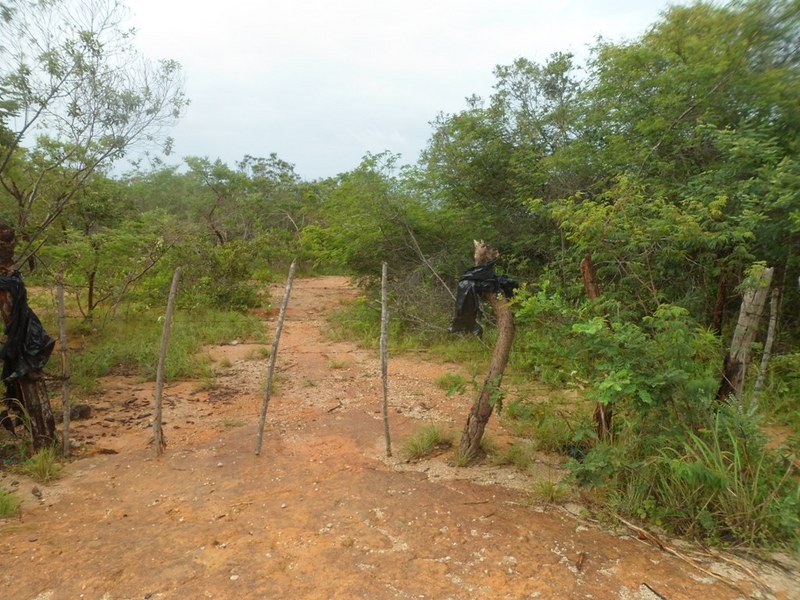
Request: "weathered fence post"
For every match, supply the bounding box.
[717,265,773,402]
[255,259,297,456]
[753,285,781,403]
[57,272,70,457]
[380,262,392,457]
[154,267,181,456]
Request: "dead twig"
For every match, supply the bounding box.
[613,514,748,595]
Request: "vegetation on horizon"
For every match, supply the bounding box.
[0,0,797,550]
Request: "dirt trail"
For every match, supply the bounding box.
[1,276,796,600]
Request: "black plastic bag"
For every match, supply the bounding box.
[449,259,518,338]
[0,271,56,382]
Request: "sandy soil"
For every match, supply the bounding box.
[0,276,797,600]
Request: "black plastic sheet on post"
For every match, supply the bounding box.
[0,271,55,381]
[449,259,518,338]
[0,270,55,432]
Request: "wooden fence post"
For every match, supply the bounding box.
[754,285,781,403]
[154,267,181,456]
[380,262,392,457]
[717,266,773,402]
[57,272,70,457]
[255,259,297,456]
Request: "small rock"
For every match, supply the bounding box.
[230,575,239,581]
[281,503,287,509]
[69,404,92,420]
[31,486,42,499]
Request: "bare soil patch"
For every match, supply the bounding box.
[1,276,797,599]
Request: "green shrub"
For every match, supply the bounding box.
[571,408,800,549]
[503,399,593,456]
[761,351,800,436]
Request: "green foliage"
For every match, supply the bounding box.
[435,372,468,396]
[530,478,571,504]
[492,440,536,470]
[41,205,176,317]
[503,398,593,456]
[516,284,721,416]
[70,307,266,392]
[628,409,797,548]
[401,424,454,460]
[0,488,21,518]
[0,0,186,248]
[172,237,263,310]
[760,351,800,434]
[22,447,62,483]
[325,297,382,348]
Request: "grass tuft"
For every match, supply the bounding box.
[0,488,21,517]
[22,447,62,483]
[401,424,454,460]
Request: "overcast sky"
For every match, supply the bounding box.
[124,0,687,181]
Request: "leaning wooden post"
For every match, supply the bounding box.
[717,265,773,402]
[380,262,392,457]
[753,286,781,403]
[458,241,516,463]
[154,267,181,456]
[256,259,297,456]
[57,272,70,457]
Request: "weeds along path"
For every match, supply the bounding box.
[0,276,791,599]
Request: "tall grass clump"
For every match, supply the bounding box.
[643,409,799,547]
[23,447,63,483]
[401,424,454,460]
[0,488,21,517]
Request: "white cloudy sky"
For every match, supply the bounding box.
[124,0,686,180]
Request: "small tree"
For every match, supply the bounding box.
[458,241,516,463]
[0,0,187,260]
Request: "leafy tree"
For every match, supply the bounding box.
[0,0,186,262]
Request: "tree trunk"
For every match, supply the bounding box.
[458,292,515,462]
[16,372,56,451]
[580,253,601,301]
[458,240,515,463]
[717,267,773,402]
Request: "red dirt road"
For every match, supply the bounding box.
[0,276,796,599]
